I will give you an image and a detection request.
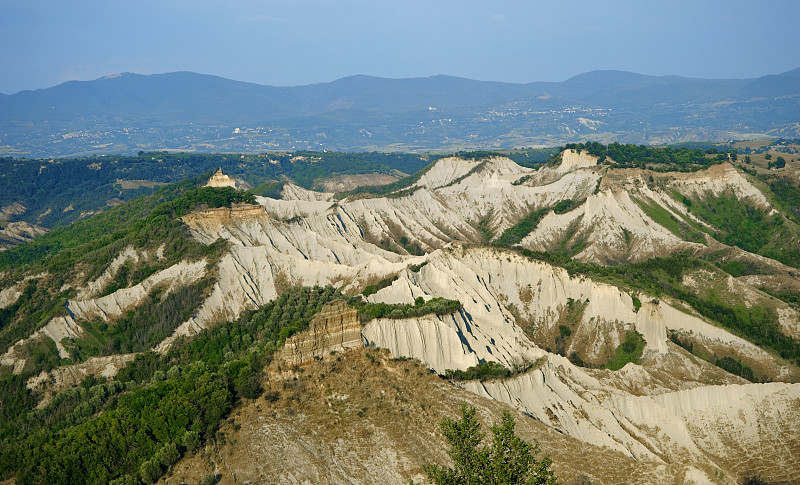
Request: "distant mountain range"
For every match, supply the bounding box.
[2,68,799,157]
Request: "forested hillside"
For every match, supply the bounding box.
[0,151,433,230]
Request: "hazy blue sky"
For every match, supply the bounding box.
[1,0,798,94]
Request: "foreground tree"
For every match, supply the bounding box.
[415,405,558,485]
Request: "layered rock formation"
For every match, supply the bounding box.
[277,299,362,366]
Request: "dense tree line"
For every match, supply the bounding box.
[348,295,462,323]
[444,361,512,381]
[563,141,726,171]
[0,151,433,230]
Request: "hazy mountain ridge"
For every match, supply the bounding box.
[2,68,799,157]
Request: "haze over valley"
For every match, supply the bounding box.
[2,67,799,157]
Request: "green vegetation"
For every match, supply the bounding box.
[759,286,800,307]
[0,178,245,275]
[551,199,578,214]
[687,193,800,269]
[284,151,430,190]
[669,332,694,354]
[499,148,559,168]
[398,236,424,255]
[631,294,642,313]
[362,275,399,297]
[604,330,646,370]
[442,160,488,188]
[347,294,462,324]
[565,141,724,172]
[0,151,433,230]
[717,261,751,278]
[343,149,551,200]
[512,174,534,186]
[493,208,549,247]
[249,181,284,198]
[765,175,800,223]
[492,200,580,248]
[408,261,428,273]
[0,286,462,485]
[545,298,588,359]
[477,213,495,244]
[338,156,441,199]
[669,332,758,382]
[0,279,68,362]
[0,183,250,363]
[631,196,705,243]
[443,361,511,381]
[454,148,556,168]
[714,355,755,382]
[414,405,558,485]
[70,277,214,358]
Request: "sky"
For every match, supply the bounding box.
[1,0,799,95]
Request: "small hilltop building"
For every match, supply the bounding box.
[205,168,237,189]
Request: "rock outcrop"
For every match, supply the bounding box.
[277,300,362,366]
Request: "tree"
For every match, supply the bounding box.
[416,405,558,485]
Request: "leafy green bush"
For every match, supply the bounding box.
[604,330,646,370]
[444,361,511,381]
[631,294,642,313]
[363,275,398,297]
